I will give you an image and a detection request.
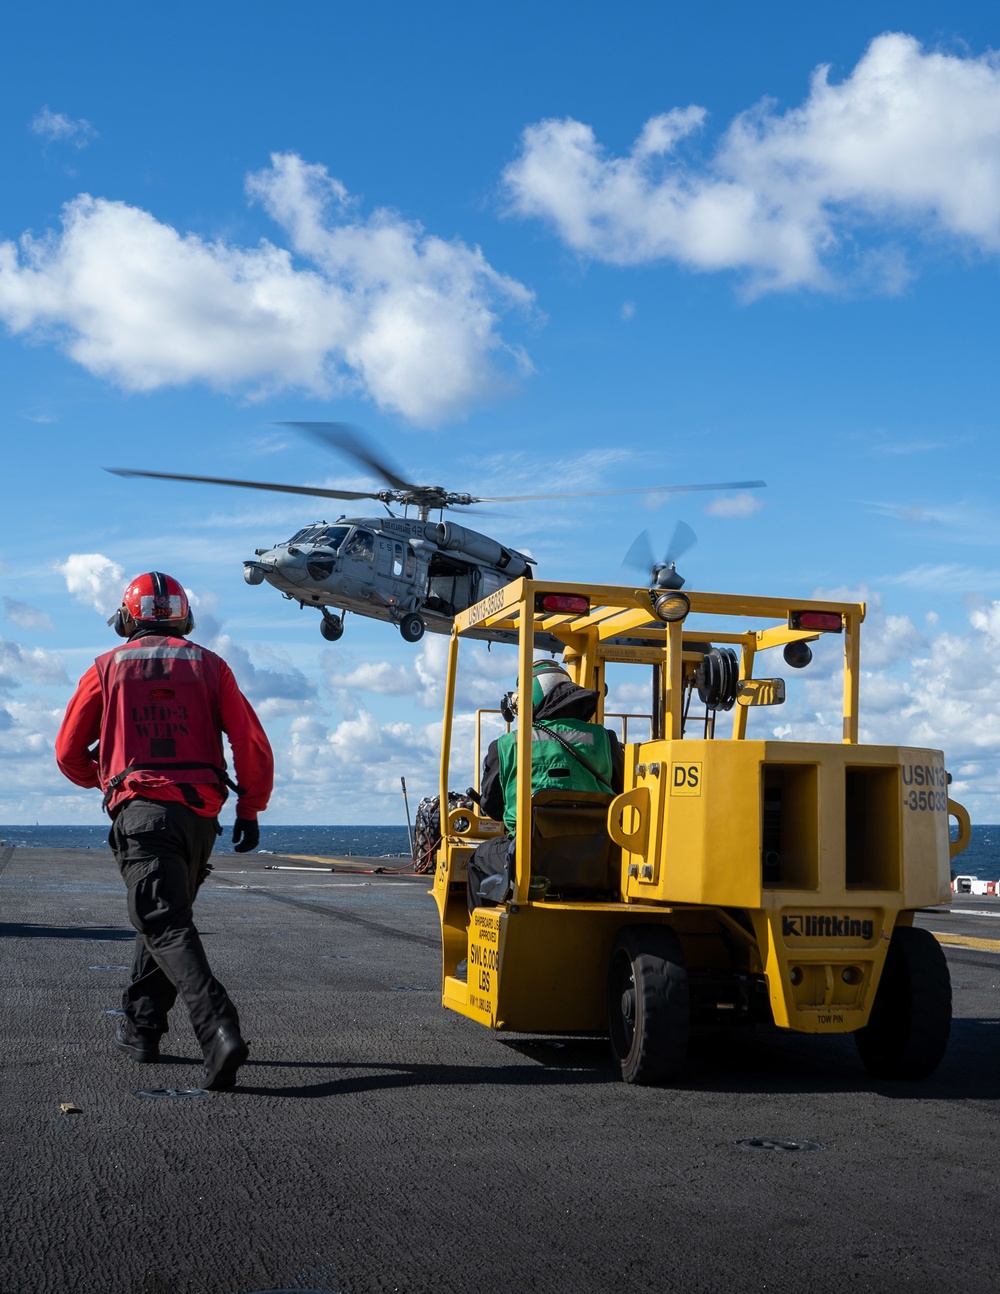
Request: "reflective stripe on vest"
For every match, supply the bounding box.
[530,727,596,747]
[113,645,204,661]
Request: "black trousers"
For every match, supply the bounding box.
[467,834,516,912]
[109,797,239,1047]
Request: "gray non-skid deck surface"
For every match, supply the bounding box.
[2,846,999,1294]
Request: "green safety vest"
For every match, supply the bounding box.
[495,718,615,833]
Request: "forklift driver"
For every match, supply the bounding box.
[467,660,625,911]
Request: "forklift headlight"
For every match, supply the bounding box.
[653,590,690,623]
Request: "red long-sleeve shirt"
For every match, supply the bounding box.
[56,648,274,819]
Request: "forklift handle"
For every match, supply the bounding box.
[607,787,650,854]
[447,806,503,840]
[947,798,971,860]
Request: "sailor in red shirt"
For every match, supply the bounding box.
[56,571,274,1090]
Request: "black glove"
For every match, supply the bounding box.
[232,817,260,853]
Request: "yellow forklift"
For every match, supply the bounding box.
[431,578,971,1083]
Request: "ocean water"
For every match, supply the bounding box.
[950,824,1000,878]
[1,823,997,877]
[0,824,413,858]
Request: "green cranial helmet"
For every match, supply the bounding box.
[531,659,571,710]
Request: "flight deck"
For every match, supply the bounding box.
[2,844,998,1294]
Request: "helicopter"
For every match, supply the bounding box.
[107,423,766,644]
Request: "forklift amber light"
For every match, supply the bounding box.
[789,610,843,633]
[535,593,590,614]
[653,590,691,623]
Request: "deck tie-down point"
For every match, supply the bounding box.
[735,1137,824,1153]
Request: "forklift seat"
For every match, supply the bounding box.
[529,790,618,896]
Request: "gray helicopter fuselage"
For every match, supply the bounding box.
[243,513,533,635]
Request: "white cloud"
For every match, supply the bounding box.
[740,589,1000,818]
[326,634,511,713]
[704,492,763,519]
[328,659,416,698]
[210,634,316,706]
[29,106,97,148]
[3,598,55,633]
[281,708,443,805]
[504,33,1000,293]
[0,153,534,424]
[870,439,952,457]
[0,640,68,692]
[0,640,73,813]
[969,601,1000,642]
[56,553,125,617]
[883,562,1000,591]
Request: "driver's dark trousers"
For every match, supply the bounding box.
[467,834,516,911]
[109,797,240,1046]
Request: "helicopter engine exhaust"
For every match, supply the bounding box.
[433,522,530,577]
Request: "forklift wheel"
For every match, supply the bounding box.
[854,925,952,1080]
[607,925,690,1085]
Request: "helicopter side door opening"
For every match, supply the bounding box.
[425,553,477,617]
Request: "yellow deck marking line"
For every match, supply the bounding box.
[277,853,410,867]
[933,932,1000,954]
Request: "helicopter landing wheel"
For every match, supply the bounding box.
[320,615,344,642]
[399,613,425,643]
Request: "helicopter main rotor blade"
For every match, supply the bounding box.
[278,422,415,493]
[477,479,767,502]
[105,467,382,502]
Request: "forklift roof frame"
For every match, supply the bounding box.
[440,577,867,909]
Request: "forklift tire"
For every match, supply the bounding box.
[607,925,690,1085]
[399,613,425,643]
[854,925,951,1081]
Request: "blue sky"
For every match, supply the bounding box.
[4,2,1000,825]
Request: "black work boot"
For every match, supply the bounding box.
[114,1018,160,1063]
[200,1024,250,1091]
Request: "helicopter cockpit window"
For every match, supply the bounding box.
[313,525,350,551]
[344,528,375,561]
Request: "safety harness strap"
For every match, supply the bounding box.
[102,761,244,811]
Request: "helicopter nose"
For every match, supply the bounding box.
[273,548,306,574]
[255,546,311,588]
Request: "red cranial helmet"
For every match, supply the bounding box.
[115,572,194,637]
